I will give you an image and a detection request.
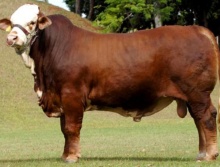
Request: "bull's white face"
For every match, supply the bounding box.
[0,4,52,75]
[9,4,40,47]
[0,4,51,49]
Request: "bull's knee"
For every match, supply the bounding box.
[63,123,82,136]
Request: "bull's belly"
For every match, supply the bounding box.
[85,97,173,122]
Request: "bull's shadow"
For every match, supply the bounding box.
[0,156,193,163]
[83,156,192,162]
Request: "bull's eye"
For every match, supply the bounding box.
[28,21,36,30]
[29,21,36,26]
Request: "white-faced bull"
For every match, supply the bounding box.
[0,4,219,163]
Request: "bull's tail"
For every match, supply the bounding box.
[200,27,220,132]
[218,42,220,132]
[214,37,220,132]
[213,36,220,132]
[200,28,220,131]
[212,36,220,132]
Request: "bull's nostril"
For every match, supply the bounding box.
[6,39,13,46]
[13,36,18,41]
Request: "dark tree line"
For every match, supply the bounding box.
[64,0,106,20]
[64,0,220,36]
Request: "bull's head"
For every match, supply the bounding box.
[0,4,51,52]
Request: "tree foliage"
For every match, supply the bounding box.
[94,0,154,32]
[64,0,220,35]
[94,0,182,32]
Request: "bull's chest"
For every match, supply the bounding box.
[85,97,173,122]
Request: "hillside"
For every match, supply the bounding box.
[0,0,98,32]
[0,0,97,129]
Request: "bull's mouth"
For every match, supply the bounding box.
[7,39,24,48]
[12,43,27,54]
[7,42,24,49]
[13,44,22,49]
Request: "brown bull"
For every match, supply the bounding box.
[0,4,219,163]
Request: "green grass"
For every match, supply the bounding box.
[0,0,220,166]
[1,110,220,167]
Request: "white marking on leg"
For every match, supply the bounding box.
[50,112,62,117]
[36,89,43,99]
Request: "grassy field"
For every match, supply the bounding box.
[0,0,220,167]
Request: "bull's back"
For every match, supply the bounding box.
[83,25,216,73]
[87,26,216,85]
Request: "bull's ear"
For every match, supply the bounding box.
[0,18,12,32]
[38,13,52,30]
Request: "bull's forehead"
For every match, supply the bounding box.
[11,4,39,25]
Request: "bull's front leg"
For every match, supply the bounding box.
[60,93,84,163]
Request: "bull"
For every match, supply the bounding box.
[0,4,219,162]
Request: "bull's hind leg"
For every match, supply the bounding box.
[194,119,206,159]
[188,97,218,161]
[60,92,84,163]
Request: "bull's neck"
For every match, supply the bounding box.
[16,31,39,75]
[16,29,39,75]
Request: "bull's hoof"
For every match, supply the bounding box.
[63,158,78,163]
[61,153,81,163]
[196,153,219,161]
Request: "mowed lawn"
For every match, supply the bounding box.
[1,103,220,167]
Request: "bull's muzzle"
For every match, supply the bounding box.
[7,33,18,46]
